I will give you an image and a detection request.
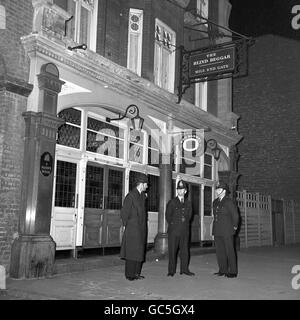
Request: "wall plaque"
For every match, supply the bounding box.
[40,152,53,176]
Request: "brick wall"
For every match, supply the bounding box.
[233,35,300,200]
[0,0,32,81]
[0,91,26,270]
[0,0,32,270]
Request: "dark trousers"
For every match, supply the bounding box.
[125,260,142,278]
[214,235,237,274]
[168,230,189,274]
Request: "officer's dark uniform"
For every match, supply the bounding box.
[166,180,194,276]
[212,182,239,277]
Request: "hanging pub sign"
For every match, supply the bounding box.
[40,152,53,176]
[189,46,235,78]
[177,38,254,103]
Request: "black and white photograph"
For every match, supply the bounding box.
[0,0,299,308]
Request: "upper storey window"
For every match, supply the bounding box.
[197,0,209,20]
[154,19,176,93]
[127,9,144,76]
[54,0,98,51]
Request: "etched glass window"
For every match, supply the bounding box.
[84,165,104,209]
[86,117,124,159]
[57,108,81,149]
[148,134,159,168]
[204,153,213,179]
[129,129,144,164]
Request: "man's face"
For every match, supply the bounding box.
[177,188,186,197]
[215,188,225,198]
[142,183,148,192]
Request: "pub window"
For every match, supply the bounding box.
[86,117,125,159]
[195,81,207,111]
[53,0,98,51]
[203,153,213,179]
[129,129,144,164]
[179,139,201,176]
[54,160,77,207]
[127,8,143,76]
[0,5,6,29]
[196,0,209,23]
[204,185,212,216]
[84,165,104,209]
[107,169,124,210]
[57,108,81,149]
[154,19,176,93]
[148,134,159,168]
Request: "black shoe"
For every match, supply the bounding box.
[180,271,195,276]
[225,273,237,278]
[136,275,145,279]
[126,276,138,281]
[167,273,175,277]
[214,272,226,276]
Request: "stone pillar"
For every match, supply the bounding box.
[154,154,172,255]
[10,63,64,279]
[154,118,174,256]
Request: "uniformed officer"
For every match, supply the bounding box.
[120,173,148,281]
[212,182,239,278]
[166,180,195,277]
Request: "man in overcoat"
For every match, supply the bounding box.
[166,180,195,277]
[120,173,148,281]
[212,182,239,278]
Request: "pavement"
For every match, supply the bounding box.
[0,244,299,301]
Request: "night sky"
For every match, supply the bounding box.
[229,0,300,40]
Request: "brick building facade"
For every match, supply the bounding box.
[0,0,241,277]
[233,34,300,200]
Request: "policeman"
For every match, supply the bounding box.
[212,182,239,278]
[166,180,195,277]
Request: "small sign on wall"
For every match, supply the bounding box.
[40,152,53,176]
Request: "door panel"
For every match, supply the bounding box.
[83,164,124,248]
[51,160,78,250]
[83,164,104,248]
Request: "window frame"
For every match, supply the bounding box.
[154,19,176,93]
[127,8,144,76]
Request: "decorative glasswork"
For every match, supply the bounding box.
[86,117,124,159]
[57,108,81,149]
[129,129,144,163]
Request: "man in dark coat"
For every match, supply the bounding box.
[166,180,195,277]
[120,173,148,281]
[212,182,239,278]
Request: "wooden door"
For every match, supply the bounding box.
[83,163,124,248]
[51,159,79,250]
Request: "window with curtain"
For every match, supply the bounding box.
[127,8,143,76]
[53,0,97,51]
[154,19,176,93]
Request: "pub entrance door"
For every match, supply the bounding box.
[51,159,80,252]
[82,162,124,249]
